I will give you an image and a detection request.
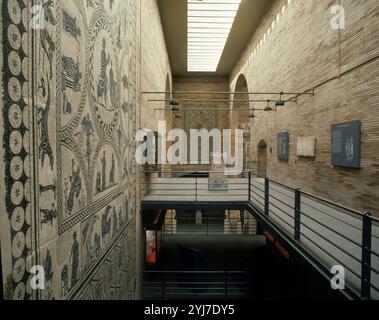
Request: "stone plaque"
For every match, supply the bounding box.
[297,136,316,157]
[208,154,228,191]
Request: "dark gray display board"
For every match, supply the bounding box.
[277,132,289,161]
[331,121,361,168]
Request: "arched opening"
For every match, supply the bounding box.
[233,74,250,126]
[164,74,172,131]
[162,74,172,176]
[257,140,268,177]
[232,74,251,171]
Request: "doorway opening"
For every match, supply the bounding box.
[257,140,268,177]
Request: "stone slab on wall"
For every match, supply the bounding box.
[297,137,316,158]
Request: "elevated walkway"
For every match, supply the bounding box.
[141,171,379,300]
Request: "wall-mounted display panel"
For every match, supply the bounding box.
[331,121,361,168]
[277,132,289,161]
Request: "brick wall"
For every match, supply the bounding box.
[229,0,379,216]
[172,76,230,172]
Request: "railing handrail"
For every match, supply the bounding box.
[144,270,251,275]
[144,170,249,174]
[142,170,371,218]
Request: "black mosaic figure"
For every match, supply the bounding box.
[63,10,81,46]
[96,172,102,193]
[102,205,113,244]
[123,157,128,180]
[109,153,115,185]
[81,115,95,161]
[93,233,101,258]
[38,77,54,170]
[62,56,82,92]
[82,215,100,263]
[97,39,110,105]
[61,265,69,296]
[63,93,72,114]
[100,151,106,191]
[112,206,118,237]
[40,183,56,194]
[66,160,82,215]
[41,0,57,79]
[44,250,54,283]
[109,62,117,108]
[121,74,130,113]
[41,204,57,226]
[69,231,79,288]
[109,0,115,11]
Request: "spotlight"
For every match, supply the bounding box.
[170,99,179,106]
[264,100,273,112]
[249,113,255,119]
[275,92,285,107]
[170,99,180,111]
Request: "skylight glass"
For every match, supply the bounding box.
[187,0,242,72]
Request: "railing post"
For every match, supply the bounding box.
[195,176,198,202]
[225,271,228,298]
[162,272,166,299]
[294,189,301,241]
[248,171,252,202]
[264,177,270,216]
[361,212,372,299]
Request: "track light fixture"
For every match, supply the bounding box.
[170,99,180,111]
[275,92,285,107]
[264,100,274,112]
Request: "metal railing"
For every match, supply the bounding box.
[143,271,255,300]
[141,169,379,300]
[141,170,250,202]
[163,216,257,236]
[249,174,379,300]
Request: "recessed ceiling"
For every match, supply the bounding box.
[158,0,272,76]
[187,0,242,72]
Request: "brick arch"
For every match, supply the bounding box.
[257,139,268,177]
[232,74,251,171]
[164,74,172,130]
[232,73,250,129]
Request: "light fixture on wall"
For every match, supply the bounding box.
[275,92,285,107]
[170,99,180,111]
[249,112,255,119]
[264,100,274,112]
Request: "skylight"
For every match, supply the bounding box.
[187,0,242,72]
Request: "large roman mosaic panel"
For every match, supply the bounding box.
[1,0,138,300]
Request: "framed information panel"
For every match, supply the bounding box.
[277,132,289,161]
[331,121,361,168]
